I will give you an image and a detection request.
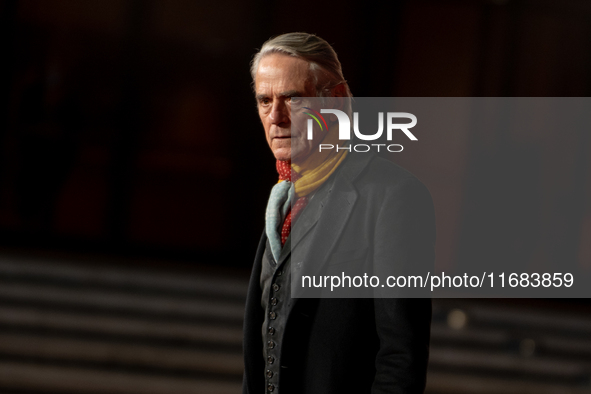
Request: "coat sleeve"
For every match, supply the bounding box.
[371,178,436,394]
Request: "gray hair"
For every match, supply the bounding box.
[250,32,352,99]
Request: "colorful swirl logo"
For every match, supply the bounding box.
[303,107,328,131]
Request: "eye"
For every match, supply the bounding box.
[289,97,300,104]
[259,98,271,106]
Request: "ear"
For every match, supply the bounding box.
[332,83,347,98]
[330,83,347,112]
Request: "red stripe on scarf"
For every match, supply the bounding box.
[276,160,309,246]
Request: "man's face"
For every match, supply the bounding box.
[255,54,326,163]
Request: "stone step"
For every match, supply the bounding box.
[0,281,245,322]
[0,332,243,376]
[1,253,590,393]
[0,255,248,300]
[426,371,591,394]
[0,361,241,394]
[0,304,243,345]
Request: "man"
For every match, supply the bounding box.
[243,32,435,394]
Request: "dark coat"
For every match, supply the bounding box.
[243,152,436,394]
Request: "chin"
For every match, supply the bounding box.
[273,150,292,162]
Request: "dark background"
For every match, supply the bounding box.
[1,1,591,393]
[0,0,591,267]
[1,0,590,271]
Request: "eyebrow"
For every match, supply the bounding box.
[281,90,301,98]
[255,90,305,101]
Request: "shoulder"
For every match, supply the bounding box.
[344,153,432,202]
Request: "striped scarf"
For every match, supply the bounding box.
[265,128,347,261]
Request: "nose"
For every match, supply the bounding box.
[269,100,290,125]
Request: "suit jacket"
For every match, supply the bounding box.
[243,152,436,394]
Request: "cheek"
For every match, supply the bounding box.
[258,107,270,122]
[291,113,306,130]
[259,115,270,132]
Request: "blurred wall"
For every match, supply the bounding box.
[0,0,590,272]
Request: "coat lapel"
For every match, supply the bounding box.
[289,176,330,252]
[289,152,375,298]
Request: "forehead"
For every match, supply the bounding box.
[255,53,314,94]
